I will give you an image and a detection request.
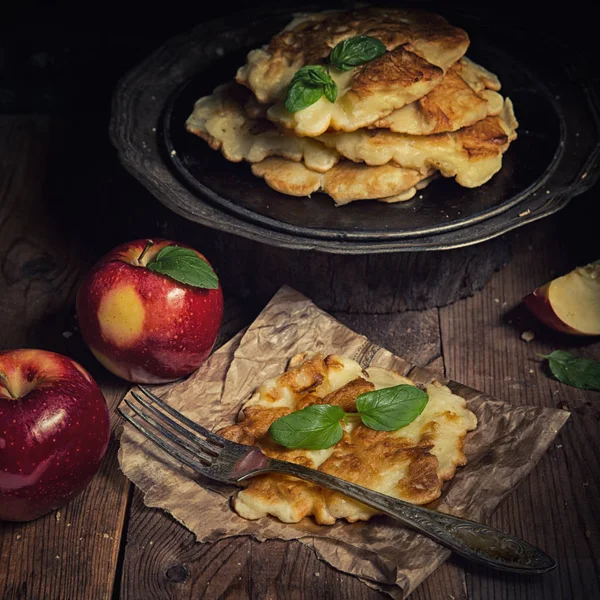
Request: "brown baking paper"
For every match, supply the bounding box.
[118,286,570,598]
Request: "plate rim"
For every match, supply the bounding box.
[109,2,600,253]
[159,39,567,242]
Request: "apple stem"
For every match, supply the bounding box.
[137,239,154,266]
[0,370,18,399]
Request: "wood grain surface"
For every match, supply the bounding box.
[0,117,131,600]
[439,216,600,600]
[0,114,598,599]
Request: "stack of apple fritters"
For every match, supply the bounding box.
[186,7,518,206]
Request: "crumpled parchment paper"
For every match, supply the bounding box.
[118,286,569,598]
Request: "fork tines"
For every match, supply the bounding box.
[118,386,223,475]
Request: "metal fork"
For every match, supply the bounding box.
[118,386,555,574]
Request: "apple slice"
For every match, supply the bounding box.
[523,261,600,336]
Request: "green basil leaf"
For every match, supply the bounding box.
[269,404,345,449]
[356,384,429,431]
[147,245,219,289]
[329,35,386,71]
[540,351,600,391]
[301,64,333,87]
[285,83,324,113]
[324,79,338,103]
[285,65,337,113]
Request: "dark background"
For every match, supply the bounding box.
[1,0,597,263]
[3,0,598,114]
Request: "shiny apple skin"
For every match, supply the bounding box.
[0,349,110,522]
[523,285,580,335]
[76,239,224,384]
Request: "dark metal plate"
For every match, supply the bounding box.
[110,4,600,252]
[161,39,563,241]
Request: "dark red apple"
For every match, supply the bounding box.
[0,349,110,522]
[76,239,224,383]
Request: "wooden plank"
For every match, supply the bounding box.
[0,116,131,600]
[439,208,600,600]
[119,306,467,599]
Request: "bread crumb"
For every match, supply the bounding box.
[55,555,61,560]
[519,209,531,217]
[493,298,500,304]
[103,533,110,539]
[521,331,535,342]
[55,511,61,522]
[529,369,534,374]
[314,572,320,577]
[16,534,21,540]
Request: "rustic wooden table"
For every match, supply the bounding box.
[0,113,598,599]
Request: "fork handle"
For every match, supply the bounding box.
[267,459,555,574]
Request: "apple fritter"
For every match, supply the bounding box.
[371,57,503,135]
[250,158,435,205]
[185,83,339,173]
[218,353,478,525]
[237,8,469,136]
[316,98,518,188]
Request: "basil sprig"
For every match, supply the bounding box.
[285,66,337,113]
[538,351,600,391]
[284,35,386,113]
[147,245,219,289]
[269,405,345,450]
[356,385,429,431]
[329,35,386,71]
[269,384,429,450]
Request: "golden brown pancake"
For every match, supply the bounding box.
[316,98,518,188]
[371,57,503,134]
[185,83,339,173]
[219,353,478,525]
[237,8,470,136]
[251,158,436,205]
[184,9,517,203]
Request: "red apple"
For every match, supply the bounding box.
[0,349,110,522]
[76,239,224,383]
[523,261,600,336]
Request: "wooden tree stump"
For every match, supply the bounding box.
[175,222,511,313]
